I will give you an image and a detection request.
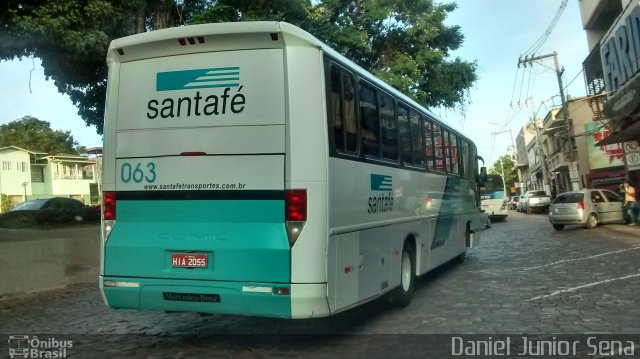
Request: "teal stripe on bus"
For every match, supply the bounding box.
[104,199,290,283]
[103,277,292,318]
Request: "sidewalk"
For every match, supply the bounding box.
[0,225,100,296]
[0,225,99,242]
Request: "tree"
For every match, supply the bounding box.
[1,0,189,134]
[1,0,477,134]
[490,154,518,195]
[190,0,477,110]
[0,116,78,154]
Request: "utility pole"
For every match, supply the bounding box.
[525,97,551,194]
[519,52,579,191]
[491,128,516,195]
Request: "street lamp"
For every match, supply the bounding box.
[21,181,28,202]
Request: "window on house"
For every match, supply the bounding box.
[17,161,27,172]
[31,166,45,182]
[2,161,11,171]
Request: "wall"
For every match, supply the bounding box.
[0,149,32,199]
[0,226,100,296]
[47,162,94,199]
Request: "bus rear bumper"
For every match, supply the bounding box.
[100,276,329,319]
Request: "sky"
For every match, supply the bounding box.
[441,0,589,167]
[0,1,590,163]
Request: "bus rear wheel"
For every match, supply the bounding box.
[392,243,416,307]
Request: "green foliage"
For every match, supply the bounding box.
[1,0,173,134]
[1,0,477,133]
[489,155,518,194]
[0,193,14,212]
[190,0,478,110]
[0,116,78,154]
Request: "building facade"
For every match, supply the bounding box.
[580,0,640,185]
[0,146,99,210]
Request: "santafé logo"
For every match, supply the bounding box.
[156,67,240,91]
[147,66,246,119]
[368,174,394,214]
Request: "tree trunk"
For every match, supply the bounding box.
[152,0,173,30]
[133,7,146,33]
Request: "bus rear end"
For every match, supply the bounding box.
[100,24,299,318]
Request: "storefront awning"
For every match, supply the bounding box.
[595,118,640,146]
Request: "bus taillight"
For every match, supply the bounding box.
[103,191,116,220]
[286,190,307,221]
[285,189,307,247]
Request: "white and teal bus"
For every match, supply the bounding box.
[480,174,508,221]
[100,22,487,319]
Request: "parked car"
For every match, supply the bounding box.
[508,196,520,210]
[548,189,627,230]
[0,197,96,227]
[480,210,491,229]
[521,190,551,214]
[10,197,86,212]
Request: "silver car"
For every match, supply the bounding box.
[548,189,626,230]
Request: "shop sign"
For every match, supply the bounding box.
[601,1,640,121]
[625,141,640,171]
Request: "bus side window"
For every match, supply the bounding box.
[342,73,357,153]
[398,105,411,164]
[423,118,435,170]
[330,65,344,152]
[460,140,470,177]
[432,122,444,171]
[359,83,379,158]
[379,92,397,161]
[449,133,459,175]
[330,64,358,155]
[410,110,425,167]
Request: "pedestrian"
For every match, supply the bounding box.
[615,183,625,197]
[623,180,638,225]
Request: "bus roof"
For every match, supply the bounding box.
[107,21,470,143]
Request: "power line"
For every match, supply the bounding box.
[499,0,569,132]
[522,0,568,56]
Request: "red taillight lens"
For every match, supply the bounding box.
[286,190,307,221]
[577,200,585,210]
[103,191,116,220]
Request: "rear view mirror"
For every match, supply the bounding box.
[477,166,488,186]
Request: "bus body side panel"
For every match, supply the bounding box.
[326,157,474,312]
[282,39,331,318]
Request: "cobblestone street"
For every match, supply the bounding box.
[1,211,639,357]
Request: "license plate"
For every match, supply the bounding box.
[171,253,208,268]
